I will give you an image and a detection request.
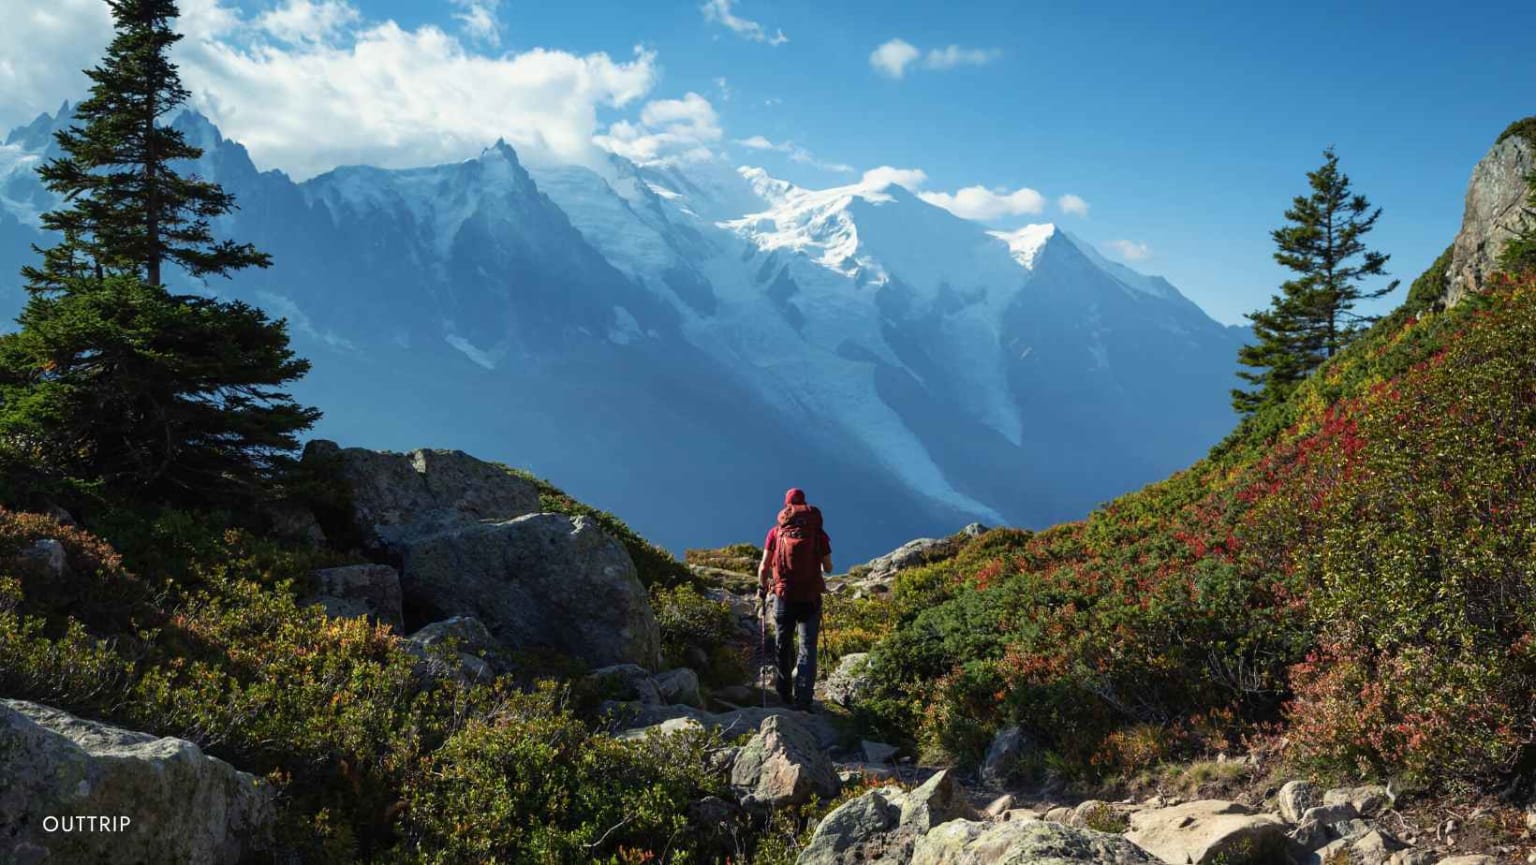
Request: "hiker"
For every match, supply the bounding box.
[757,487,833,710]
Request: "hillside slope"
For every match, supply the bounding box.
[833,119,1536,792]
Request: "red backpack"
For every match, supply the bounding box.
[773,504,825,602]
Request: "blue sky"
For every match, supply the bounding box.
[5,0,1535,324]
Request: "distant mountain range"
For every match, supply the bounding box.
[0,105,1247,561]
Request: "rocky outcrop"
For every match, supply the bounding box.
[311,440,659,669]
[1125,800,1287,865]
[856,537,955,591]
[401,513,659,668]
[306,440,541,549]
[1445,124,1535,307]
[304,563,404,628]
[1276,780,1318,824]
[910,819,1156,865]
[0,699,273,865]
[729,714,840,812]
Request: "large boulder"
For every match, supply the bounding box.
[304,563,404,628]
[0,700,273,865]
[306,440,541,549]
[1445,125,1536,307]
[401,513,660,669]
[910,818,1158,865]
[1125,800,1288,865]
[730,714,840,812]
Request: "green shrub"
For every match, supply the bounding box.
[651,583,746,686]
[397,682,728,864]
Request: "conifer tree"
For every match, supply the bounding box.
[0,0,318,509]
[1233,148,1398,414]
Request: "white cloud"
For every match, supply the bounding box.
[0,0,659,179]
[0,0,113,130]
[448,0,501,47]
[713,76,731,101]
[701,0,787,46]
[595,92,722,165]
[1105,239,1152,261]
[861,165,928,191]
[255,0,359,45]
[919,185,1045,220]
[923,45,1001,70]
[733,135,853,173]
[1057,194,1090,216]
[871,38,1000,79]
[869,39,921,79]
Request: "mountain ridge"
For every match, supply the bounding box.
[0,104,1244,561]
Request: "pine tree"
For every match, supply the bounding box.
[0,0,318,509]
[1232,148,1398,414]
[21,0,269,293]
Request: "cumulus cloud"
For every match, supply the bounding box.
[919,185,1046,220]
[1105,239,1152,261]
[861,165,929,191]
[0,0,662,179]
[734,135,853,173]
[701,0,787,46]
[1057,194,1090,216]
[595,92,722,165]
[869,39,922,79]
[870,38,1000,79]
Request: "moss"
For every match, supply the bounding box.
[501,466,693,589]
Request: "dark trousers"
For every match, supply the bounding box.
[772,595,821,706]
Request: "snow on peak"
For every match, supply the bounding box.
[989,223,1057,270]
[723,170,894,279]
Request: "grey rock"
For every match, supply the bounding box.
[405,616,502,681]
[729,714,840,812]
[1446,131,1536,307]
[22,538,67,578]
[798,786,905,865]
[1433,857,1496,865]
[587,663,665,704]
[0,700,273,865]
[401,513,660,669]
[615,716,706,743]
[1301,802,1359,826]
[900,770,978,834]
[655,667,702,707]
[861,536,953,585]
[1349,830,1407,865]
[1322,784,1393,819]
[1277,779,1320,824]
[862,739,899,764]
[980,725,1033,790]
[612,703,843,750]
[305,563,404,628]
[823,653,874,708]
[1387,850,1438,865]
[984,794,1016,818]
[910,818,1157,865]
[1289,818,1329,850]
[1125,800,1288,865]
[960,522,989,537]
[263,500,325,548]
[307,439,540,550]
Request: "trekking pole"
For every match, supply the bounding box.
[756,589,767,710]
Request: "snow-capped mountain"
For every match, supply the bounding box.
[0,105,1246,561]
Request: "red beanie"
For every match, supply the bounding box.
[784,488,806,506]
